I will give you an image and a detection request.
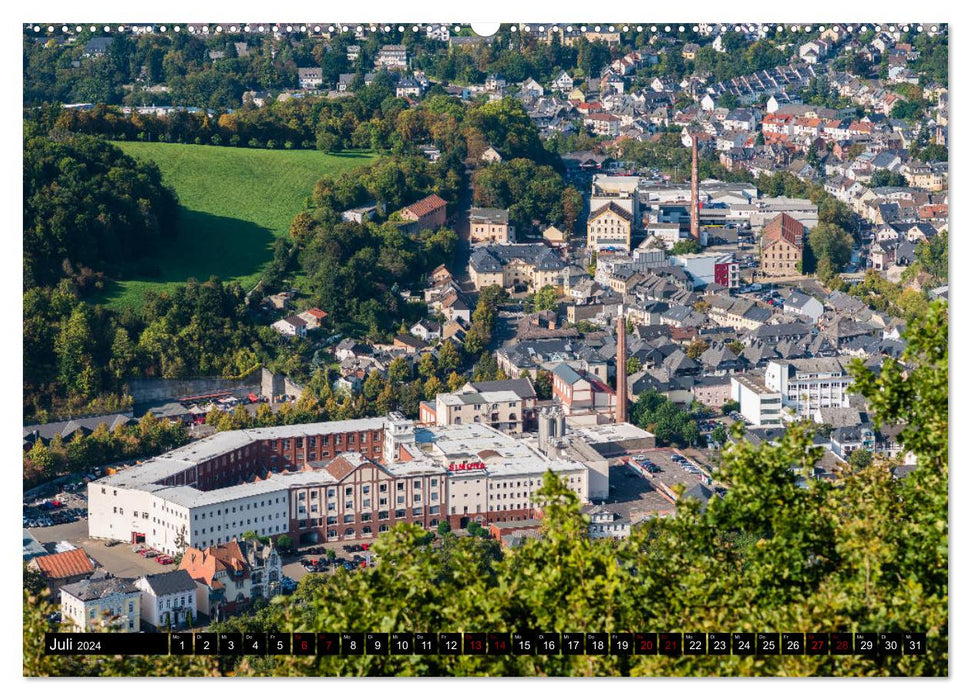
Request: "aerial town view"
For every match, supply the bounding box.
[22,19,947,678]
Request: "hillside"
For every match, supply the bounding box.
[99,143,374,308]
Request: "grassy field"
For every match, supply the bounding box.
[96,143,374,309]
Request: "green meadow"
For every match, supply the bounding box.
[97,142,374,309]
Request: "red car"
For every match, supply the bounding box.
[156,555,174,565]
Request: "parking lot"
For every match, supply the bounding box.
[24,487,88,529]
[603,462,675,521]
[28,519,180,579]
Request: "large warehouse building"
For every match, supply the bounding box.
[88,414,589,554]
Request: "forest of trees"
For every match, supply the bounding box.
[23,127,179,289]
[24,301,948,677]
[473,158,582,234]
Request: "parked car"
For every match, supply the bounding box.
[156,555,174,565]
[142,550,160,558]
[104,540,120,547]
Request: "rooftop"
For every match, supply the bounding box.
[62,576,138,602]
[30,547,95,580]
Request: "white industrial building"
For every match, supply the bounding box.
[88,415,591,551]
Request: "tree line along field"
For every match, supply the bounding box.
[97,143,375,309]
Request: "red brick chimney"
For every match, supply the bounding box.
[616,311,628,424]
[690,133,700,241]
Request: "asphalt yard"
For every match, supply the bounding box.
[601,447,718,523]
[28,520,178,579]
[603,462,675,522]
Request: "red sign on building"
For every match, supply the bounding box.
[447,461,486,472]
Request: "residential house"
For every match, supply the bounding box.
[61,575,141,632]
[705,294,773,331]
[521,77,544,97]
[375,45,408,70]
[399,194,448,231]
[584,113,621,137]
[271,314,308,338]
[552,70,574,92]
[83,37,113,58]
[396,77,423,98]
[469,244,566,291]
[469,208,516,244]
[392,335,425,354]
[297,67,323,89]
[764,358,853,419]
[584,505,630,540]
[783,290,824,322]
[180,539,282,620]
[134,570,199,630]
[297,308,328,330]
[485,74,507,92]
[28,548,96,598]
[409,320,442,342]
[691,375,733,409]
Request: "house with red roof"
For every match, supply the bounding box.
[297,307,329,330]
[28,547,96,598]
[399,194,448,231]
[179,538,281,620]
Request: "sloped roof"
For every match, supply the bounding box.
[552,363,584,385]
[61,577,138,601]
[762,212,804,249]
[589,201,634,222]
[180,541,249,587]
[31,548,95,580]
[139,569,197,596]
[403,194,447,218]
[324,453,369,481]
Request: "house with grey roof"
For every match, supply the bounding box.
[60,576,141,633]
[24,413,134,450]
[134,569,199,630]
[783,290,824,322]
[469,244,567,292]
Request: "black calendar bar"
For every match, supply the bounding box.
[44,632,930,656]
[44,633,169,655]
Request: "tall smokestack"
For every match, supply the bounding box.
[690,133,700,242]
[616,310,628,424]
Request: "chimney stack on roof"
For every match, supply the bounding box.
[616,310,629,424]
[690,133,700,242]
